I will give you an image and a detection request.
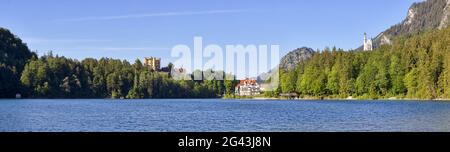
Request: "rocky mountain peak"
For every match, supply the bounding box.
[279,47,314,71]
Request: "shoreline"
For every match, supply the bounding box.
[2,97,449,102]
[230,96,450,101]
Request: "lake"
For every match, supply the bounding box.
[1,99,450,132]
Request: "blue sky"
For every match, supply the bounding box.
[1,0,421,66]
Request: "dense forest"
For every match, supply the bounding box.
[0,28,237,99]
[2,26,450,99]
[276,26,450,99]
[20,55,239,99]
[0,28,36,98]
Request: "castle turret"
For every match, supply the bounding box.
[364,33,367,43]
[363,33,373,51]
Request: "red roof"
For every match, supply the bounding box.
[236,79,257,87]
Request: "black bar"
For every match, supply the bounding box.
[0,132,448,151]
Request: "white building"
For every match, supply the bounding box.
[363,33,373,51]
[235,79,261,96]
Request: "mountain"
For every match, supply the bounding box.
[257,47,313,83]
[360,0,450,50]
[276,0,450,73]
[279,47,315,71]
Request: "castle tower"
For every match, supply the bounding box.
[144,57,161,71]
[363,33,373,51]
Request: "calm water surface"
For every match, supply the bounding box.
[1,99,450,132]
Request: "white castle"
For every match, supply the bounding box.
[363,33,373,51]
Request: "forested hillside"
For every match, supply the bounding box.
[2,0,450,100]
[0,27,236,99]
[0,28,36,98]
[278,26,450,99]
[367,0,450,49]
[18,55,238,99]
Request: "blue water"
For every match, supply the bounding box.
[1,99,450,132]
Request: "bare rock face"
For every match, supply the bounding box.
[404,8,416,26]
[439,0,450,29]
[379,33,392,46]
[279,47,314,71]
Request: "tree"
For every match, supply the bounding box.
[389,53,407,95]
[404,68,419,98]
[281,69,297,93]
[0,28,35,98]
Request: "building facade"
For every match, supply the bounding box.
[144,57,161,71]
[363,33,373,51]
[235,79,261,96]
